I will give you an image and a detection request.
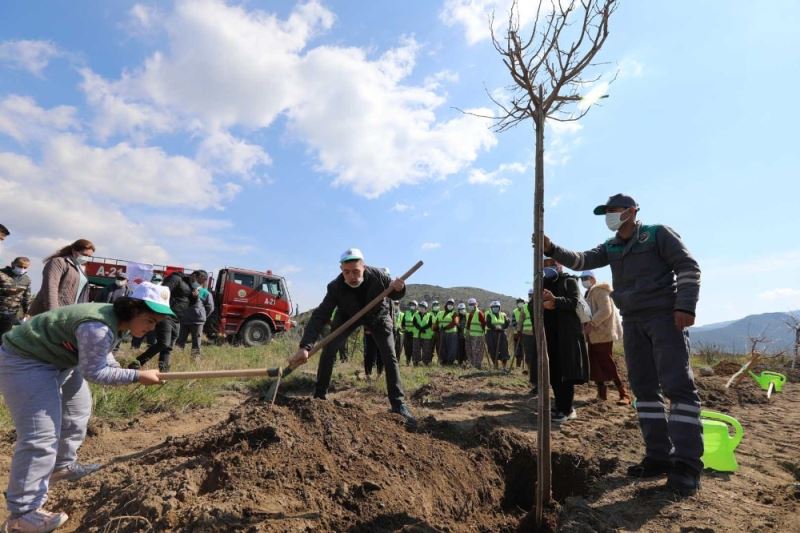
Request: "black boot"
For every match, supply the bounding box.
[626,457,672,478]
[666,461,701,497]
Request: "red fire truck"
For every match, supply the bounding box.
[85,257,295,346]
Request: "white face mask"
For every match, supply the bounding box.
[517,302,524,309]
[12,266,27,276]
[468,304,476,311]
[605,211,627,231]
[432,305,440,312]
[74,254,90,265]
[581,280,593,289]
[446,304,453,311]
[115,280,126,287]
[491,307,500,314]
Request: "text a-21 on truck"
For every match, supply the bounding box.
[85,257,295,346]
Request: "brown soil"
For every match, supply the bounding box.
[3,366,799,532]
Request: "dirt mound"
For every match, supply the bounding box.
[50,398,523,532]
[712,359,742,376]
[695,375,769,409]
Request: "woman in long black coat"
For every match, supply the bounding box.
[540,259,590,421]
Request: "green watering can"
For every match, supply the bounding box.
[748,371,787,393]
[700,410,743,472]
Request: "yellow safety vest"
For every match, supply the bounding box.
[467,310,484,337]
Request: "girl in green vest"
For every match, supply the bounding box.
[0,282,173,533]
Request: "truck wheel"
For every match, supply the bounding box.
[241,319,273,346]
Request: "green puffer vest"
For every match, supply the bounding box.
[3,303,119,369]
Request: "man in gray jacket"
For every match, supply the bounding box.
[543,193,702,497]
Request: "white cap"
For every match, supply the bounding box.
[457,302,466,310]
[490,300,501,307]
[467,297,477,305]
[339,248,364,263]
[130,281,176,317]
[419,301,429,308]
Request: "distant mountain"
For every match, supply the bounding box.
[295,284,521,326]
[400,284,519,310]
[690,311,800,354]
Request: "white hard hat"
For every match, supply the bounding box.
[457,302,466,310]
[490,300,501,307]
[467,297,477,305]
[419,301,429,308]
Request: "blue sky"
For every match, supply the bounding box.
[1,0,798,326]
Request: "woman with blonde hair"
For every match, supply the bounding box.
[29,239,96,316]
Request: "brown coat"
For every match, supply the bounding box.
[29,256,89,316]
[585,282,622,344]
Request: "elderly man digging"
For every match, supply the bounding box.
[543,194,702,497]
[289,248,416,427]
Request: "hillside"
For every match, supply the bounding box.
[690,311,799,354]
[295,284,521,325]
[401,283,520,310]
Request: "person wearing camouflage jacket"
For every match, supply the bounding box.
[0,257,32,337]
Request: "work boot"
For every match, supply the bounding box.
[552,409,577,423]
[191,349,201,361]
[2,508,68,532]
[626,457,672,478]
[596,382,608,401]
[391,403,418,430]
[665,461,701,497]
[50,462,102,484]
[616,381,631,405]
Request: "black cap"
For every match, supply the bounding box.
[593,193,638,215]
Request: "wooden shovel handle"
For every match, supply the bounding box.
[157,367,282,380]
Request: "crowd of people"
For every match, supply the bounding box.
[0,191,704,531]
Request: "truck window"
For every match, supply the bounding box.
[232,272,256,288]
[262,279,283,298]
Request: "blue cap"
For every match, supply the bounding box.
[339,248,364,263]
[580,270,595,279]
[593,193,638,215]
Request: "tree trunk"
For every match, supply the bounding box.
[533,91,552,528]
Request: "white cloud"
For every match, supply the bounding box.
[196,130,271,181]
[468,161,526,189]
[80,68,174,142]
[87,0,496,198]
[0,39,59,76]
[549,195,562,207]
[440,0,542,45]
[0,95,78,142]
[421,242,442,250]
[41,135,234,209]
[391,202,412,213]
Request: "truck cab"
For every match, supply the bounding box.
[207,267,294,346]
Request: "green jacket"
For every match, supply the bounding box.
[2,303,119,369]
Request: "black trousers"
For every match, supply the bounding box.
[0,313,19,339]
[177,323,203,352]
[317,322,405,408]
[136,317,179,371]
[363,332,384,376]
[402,332,414,365]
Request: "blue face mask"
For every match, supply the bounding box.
[543,267,559,280]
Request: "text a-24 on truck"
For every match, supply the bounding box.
[85,257,294,346]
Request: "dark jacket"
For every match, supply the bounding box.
[548,222,700,319]
[535,273,589,384]
[181,288,215,325]
[99,283,132,303]
[301,266,404,347]
[162,272,195,321]
[29,256,90,316]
